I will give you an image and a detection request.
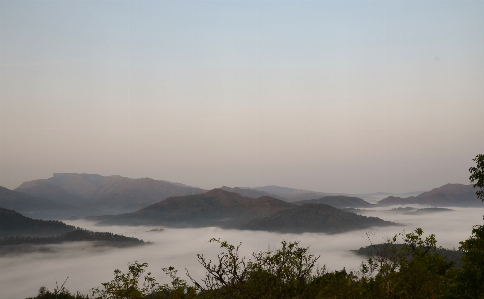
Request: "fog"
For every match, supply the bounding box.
[1,207,483,299]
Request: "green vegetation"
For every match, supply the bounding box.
[469,154,484,202]
[353,242,463,267]
[26,227,484,299]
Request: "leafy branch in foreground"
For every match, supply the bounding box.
[469,154,484,202]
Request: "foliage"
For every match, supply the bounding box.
[91,262,163,299]
[358,228,454,299]
[446,225,484,298]
[469,154,484,201]
[186,238,319,299]
[27,278,88,299]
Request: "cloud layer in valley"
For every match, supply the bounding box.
[1,206,483,299]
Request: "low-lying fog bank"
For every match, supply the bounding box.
[1,206,483,299]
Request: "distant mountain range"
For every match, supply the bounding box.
[14,173,206,216]
[92,189,396,233]
[1,173,481,222]
[377,184,481,207]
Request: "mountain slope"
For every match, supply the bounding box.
[93,189,396,234]
[0,207,75,238]
[16,173,206,214]
[219,186,287,201]
[15,181,86,207]
[95,189,295,227]
[0,187,75,218]
[378,184,480,207]
[293,196,373,208]
[243,204,397,233]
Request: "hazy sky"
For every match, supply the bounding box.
[1,1,483,193]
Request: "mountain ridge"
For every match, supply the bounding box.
[378,183,480,207]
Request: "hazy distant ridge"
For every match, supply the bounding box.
[15,173,206,215]
[378,183,480,207]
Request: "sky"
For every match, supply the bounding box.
[1,0,483,193]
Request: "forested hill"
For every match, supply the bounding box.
[293,195,373,208]
[93,190,397,233]
[0,207,75,238]
[242,203,396,233]
[0,229,145,247]
[95,188,294,227]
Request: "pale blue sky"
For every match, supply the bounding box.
[1,1,483,193]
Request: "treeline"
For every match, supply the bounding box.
[28,225,484,299]
[1,229,145,247]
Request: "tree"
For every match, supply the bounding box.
[91,261,163,299]
[185,238,320,299]
[359,228,453,299]
[469,154,484,202]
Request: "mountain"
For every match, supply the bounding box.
[95,189,295,227]
[15,173,206,215]
[378,184,481,207]
[252,186,332,202]
[219,186,287,201]
[0,186,76,218]
[253,185,314,196]
[92,189,396,234]
[242,204,397,234]
[15,181,86,207]
[293,196,373,208]
[0,208,146,255]
[0,230,145,248]
[0,207,76,238]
